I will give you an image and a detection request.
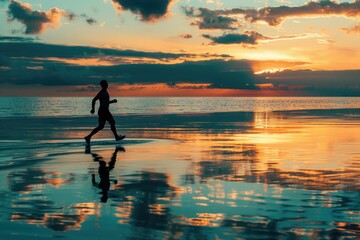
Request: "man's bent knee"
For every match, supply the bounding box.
[109,120,116,127]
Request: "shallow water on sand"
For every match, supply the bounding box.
[0,110,360,239]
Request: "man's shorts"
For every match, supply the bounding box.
[98,108,115,126]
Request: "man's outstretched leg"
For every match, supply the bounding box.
[85,123,105,145]
[108,115,125,141]
[110,123,126,141]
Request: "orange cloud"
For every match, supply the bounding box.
[7,0,66,34]
[342,23,360,34]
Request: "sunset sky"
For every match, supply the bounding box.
[0,0,359,96]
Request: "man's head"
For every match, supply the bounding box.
[100,80,108,89]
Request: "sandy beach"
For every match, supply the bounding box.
[0,107,359,239]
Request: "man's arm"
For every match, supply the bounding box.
[91,93,100,114]
[110,99,117,104]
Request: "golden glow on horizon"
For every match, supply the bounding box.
[32,57,182,66]
[254,69,284,75]
[31,54,232,67]
[0,84,306,97]
[243,52,295,61]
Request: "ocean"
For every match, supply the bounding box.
[2,96,360,117]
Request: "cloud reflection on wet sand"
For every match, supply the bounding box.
[0,110,359,239]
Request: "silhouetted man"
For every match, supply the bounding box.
[84,80,125,145]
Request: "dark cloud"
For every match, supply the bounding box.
[202,32,307,45]
[184,1,360,28]
[203,31,269,45]
[112,0,174,22]
[0,40,241,87]
[92,59,259,90]
[6,1,97,33]
[0,41,195,59]
[79,14,98,25]
[7,0,66,34]
[260,69,360,96]
[3,51,360,96]
[184,7,239,30]
[179,34,192,39]
[1,40,358,96]
[241,0,360,26]
[0,35,37,42]
[0,57,261,89]
[85,17,97,25]
[71,85,98,92]
[64,12,98,25]
[65,11,77,21]
[0,40,260,89]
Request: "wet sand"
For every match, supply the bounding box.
[0,110,359,239]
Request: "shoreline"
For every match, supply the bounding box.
[2,107,360,117]
[1,108,360,141]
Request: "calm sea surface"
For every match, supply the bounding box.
[1,97,360,117]
[0,97,359,239]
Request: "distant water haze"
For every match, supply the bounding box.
[1,97,360,117]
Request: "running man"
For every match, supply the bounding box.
[84,80,125,145]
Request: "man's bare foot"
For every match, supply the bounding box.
[116,146,126,152]
[116,135,126,141]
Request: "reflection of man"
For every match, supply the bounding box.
[91,146,125,202]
